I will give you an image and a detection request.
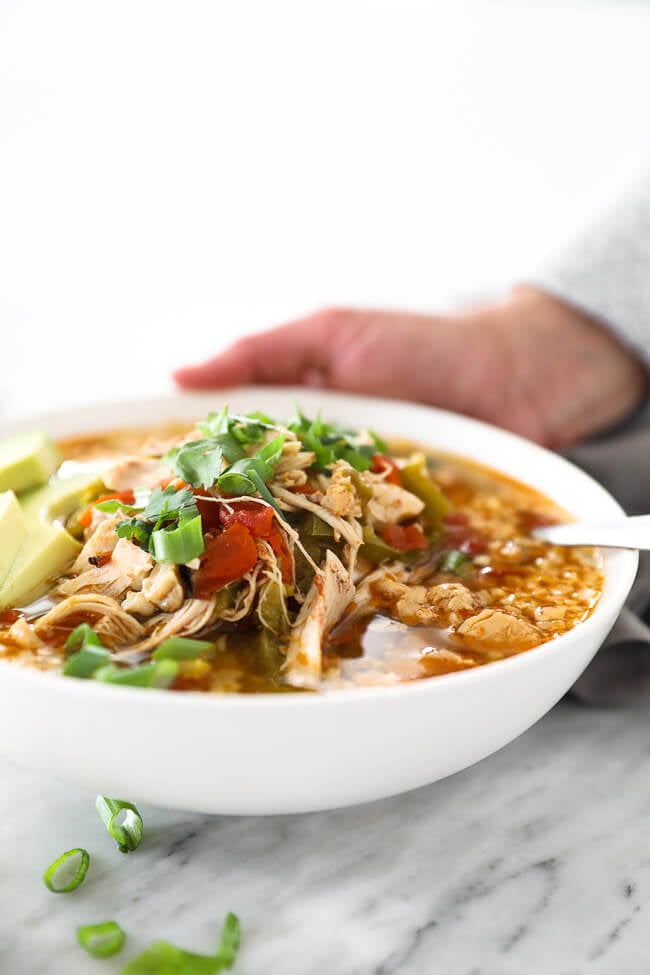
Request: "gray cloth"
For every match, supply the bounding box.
[533,168,650,364]
[564,431,650,705]
[531,172,650,704]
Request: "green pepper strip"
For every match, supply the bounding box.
[400,454,451,528]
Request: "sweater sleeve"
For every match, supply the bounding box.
[530,170,650,361]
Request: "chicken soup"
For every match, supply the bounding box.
[0,409,603,692]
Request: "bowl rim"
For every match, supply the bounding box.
[0,387,637,709]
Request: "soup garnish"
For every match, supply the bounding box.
[0,408,603,692]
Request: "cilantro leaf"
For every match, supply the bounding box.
[288,407,380,472]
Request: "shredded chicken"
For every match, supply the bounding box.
[367,481,425,525]
[321,460,362,518]
[274,446,316,475]
[103,457,173,492]
[122,563,185,617]
[60,539,153,600]
[284,551,355,688]
[73,517,122,573]
[7,618,45,650]
[116,597,219,657]
[372,578,482,628]
[278,469,308,487]
[271,484,362,550]
[456,608,542,650]
[34,594,147,645]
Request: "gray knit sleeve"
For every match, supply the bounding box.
[530,171,650,361]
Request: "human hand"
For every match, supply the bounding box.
[174,287,648,448]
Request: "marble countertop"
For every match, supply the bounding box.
[2,699,648,975]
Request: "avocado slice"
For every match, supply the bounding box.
[0,473,104,610]
[0,431,60,493]
[0,491,28,586]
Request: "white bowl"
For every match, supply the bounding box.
[0,390,636,814]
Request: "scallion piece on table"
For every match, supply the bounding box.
[77,920,126,958]
[95,797,143,854]
[152,637,215,661]
[214,912,241,969]
[94,659,178,689]
[121,912,241,975]
[42,848,90,893]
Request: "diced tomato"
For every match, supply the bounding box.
[193,523,259,598]
[442,510,487,554]
[267,527,293,583]
[159,477,190,490]
[383,522,428,551]
[459,535,487,555]
[192,492,221,532]
[0,610,20,625]
[443,511,470,527]
[371,453,402,486]
[78,491,136,528]
[219,500,275,538]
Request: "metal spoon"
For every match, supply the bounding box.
[533,515,650,550]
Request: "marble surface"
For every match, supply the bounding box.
[1,699,648,975]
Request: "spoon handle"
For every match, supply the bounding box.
[534,515,650,550]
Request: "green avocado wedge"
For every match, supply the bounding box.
[0,431,60,494]
[0,492,28,586]
[0,473,104,611]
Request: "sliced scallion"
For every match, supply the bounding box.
[42,847,90,893]
[150,512,205,564]
[65,622,105,655]
[64,645,111,678]
[77,920,126,958]
[94,659,178,689]
[95,797,143,854]
[214,912,241,969]
[152,637,215,661]
[121,941,221,974]
[64,623,111,677]
[121,911,241,975]
[440,549,472,576]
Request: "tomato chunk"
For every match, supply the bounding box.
[219,500,275,538]
[371,453,402,486]
[383,522,428,551]
[193,523,259,598]
[267,527,293,583]
[78,491,136,528]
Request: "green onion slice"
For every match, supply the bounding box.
[94,659,178,689]
[63,623,111,678]
[64,645,111,678]
[440,549,472,576]
[95,797,143,854]
[77,920,126,958]
[121,912,241,974]
[214,912,240,969]
[65,622,105,655]
[42,848,90,893]
[152,637,215,661]
[150,512,205,564]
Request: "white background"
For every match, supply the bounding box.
[1,0,649,417]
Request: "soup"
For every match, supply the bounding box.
[0,408,603,692]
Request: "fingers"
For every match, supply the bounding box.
[173,309,349,389]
